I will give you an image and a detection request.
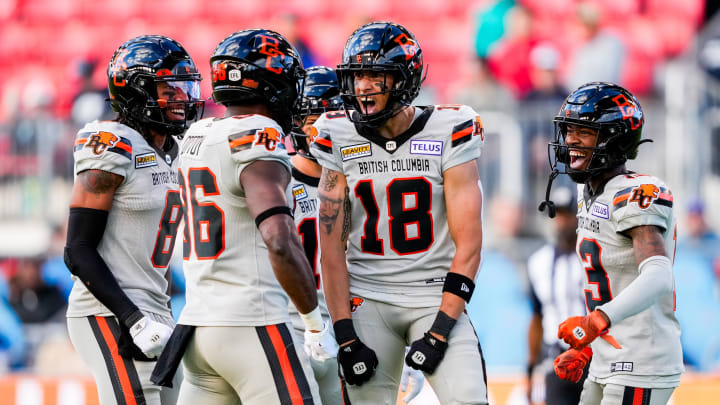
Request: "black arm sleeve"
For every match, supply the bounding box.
[64,207,143,328]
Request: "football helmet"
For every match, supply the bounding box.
[210,29,305,133]
[549,82,646,183]
[336,21,426,128]
[540,82,649,217]
[108,35,203,137]
[291,66,343,160]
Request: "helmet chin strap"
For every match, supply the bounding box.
[538,169,559,218]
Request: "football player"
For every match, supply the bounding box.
[64,35,203,404]
[288,65,346,404]
[541,82,684,404]
[310,21,489,404]
[166,29,334,405]
[288,66,425,404]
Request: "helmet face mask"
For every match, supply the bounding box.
[108,35,204,138]
[290,66,343,161]
[336,21,426,128]
[210,29,305,133]
[548,82,646,184]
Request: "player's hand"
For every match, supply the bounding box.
[557,310,621,349]
[337,339,378,386]
[405,332,448,374]
[400,360,425,403]
[129,316,173,359]
[304,321,339,362]
[554,347,592,383]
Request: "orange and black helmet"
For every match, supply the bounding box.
[336,21,426,128]
[210,29,305,133]
[108,35,203,137]
[549,82,647,183]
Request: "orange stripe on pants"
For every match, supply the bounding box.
[632,387,644,405]
[95,317,138,405]
[266,324,304,405]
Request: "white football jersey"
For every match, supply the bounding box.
[287,166,331,333]
[67,121,180,318]
[311,106,484,307]
[177,114,294,326]
[576,173,683,387]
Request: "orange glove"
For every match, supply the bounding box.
[557,310,622,349]
[554,346,592,383]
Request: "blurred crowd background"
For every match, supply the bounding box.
[1,0,720,403]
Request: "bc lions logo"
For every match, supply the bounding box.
[612,94,643,130]
[473,116,484,141]
[254,128,281,151]
[307,126,319,144]
[350,297,364,313]
[629,184,659,209]
[85,131,119,155]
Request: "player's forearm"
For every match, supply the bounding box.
[317,167,352,322]
[321,249,352,322]
[263,217,319,314]
[527,314,543,366]
[64,207,143,328]
[597,255,673,326]
[439,239,482,319]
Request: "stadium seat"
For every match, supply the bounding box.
[18,0,79,22]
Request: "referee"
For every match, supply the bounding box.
[526,185,587,405]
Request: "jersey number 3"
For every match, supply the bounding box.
[355,177,434,255]
[578,238,613,311]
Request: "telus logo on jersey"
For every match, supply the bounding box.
[591,202,609,219]
[341,143,372,161]
[410,140,443,156]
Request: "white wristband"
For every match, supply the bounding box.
[300,306,324,331]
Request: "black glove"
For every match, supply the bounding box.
[337,339,378,386]
[405,332,448,374]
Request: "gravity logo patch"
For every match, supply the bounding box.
[410,140,443,156]
[341,143,371,161]
[293,184,308,201]
[135,152,158,169]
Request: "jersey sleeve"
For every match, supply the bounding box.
[73,125,133,178]
[441,105,484,172]
[610,177,674,233]
[226,118,291,175]
[309,113,343,173]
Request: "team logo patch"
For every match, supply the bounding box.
[591,202,609,219]
[350,297,364,313]
[135,152,158,169]
[610,362,633,372]
[228,69,241,81]
[341,143,372,161]
[85,131,118,155]
[629,184,659,209]
[293,184,308,201]
[410,140,443,156]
